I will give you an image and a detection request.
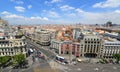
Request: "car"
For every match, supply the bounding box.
[37,53,42,58]
[63,60,69,64]
[62,62,66,65]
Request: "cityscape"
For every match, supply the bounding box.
[0,0,120,72]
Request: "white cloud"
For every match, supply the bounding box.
[75,8,84,13]
[48,11,60,18]
[93,0,120,8]
[114,10,120,13]
[77,11,120,24]
[1,11,49,24]
[43,17,49,21]
[51,0,62,3]
[60,5,75,11]
[16,1,24,4]
[44,0,62,5]
[1,11,11,15]
[1,11,24,19]
[2,9,120,24]
[66,13,77,18]
[5,14,24,19]
[30,16,49,21]
[61,8,120,24]
[30,16,41,20]
[10,0,24,4]
[15,6,25,12]
[28,5,32,9]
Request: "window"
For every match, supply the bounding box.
[3,52,4,55]
[2,49,3,51]
[61,51,63,54]
[72,52,75,54]
[11,49,13,51]
[84,45,86,52]
[12,52,13,55]
[20,42,22,45]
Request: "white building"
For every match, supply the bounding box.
[50,39,62,54]
[72,28,81,39]
[101,41,120,59]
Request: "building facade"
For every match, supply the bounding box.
[60,41,80,57]
[72,28,81,39]
[80,36,104,58]
[51,40,80,57]
[0,36,27,57]
[50,39,62,54]
[101,42,120,59]
[35,30,51,46]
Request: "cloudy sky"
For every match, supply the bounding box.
[0,0,120,25]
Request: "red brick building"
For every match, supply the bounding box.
[60,41,80,57]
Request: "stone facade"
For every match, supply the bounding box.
[0,37,27,56]
[101,42,120,59]
[34,30,51,46]
[80,36,104,58]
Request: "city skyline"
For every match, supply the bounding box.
[0,0,120,25]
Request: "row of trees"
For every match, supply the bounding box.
[0,54,26,68]
[0,56,11,67]
[113,54,120,64]
[100,54,120,64]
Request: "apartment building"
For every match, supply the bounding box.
[80,35,104,58]
[35,29,51,46]
[0,36,27,56]
[101,41,120,59]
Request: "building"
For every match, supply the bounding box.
[0,18,27,57]
[0,17,10,35]
[72,28,81,39]
[0,36,27,56]
[101,41,120,59]
[34,29,51,46]
[51,40,80,58]
[80,35,104,58]
[60,41,80,57]
[50,39,62,54]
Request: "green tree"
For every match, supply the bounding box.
[0,56,10,67]
[118,32,120,34]
[113,54,120,64]
[13,54,25,67]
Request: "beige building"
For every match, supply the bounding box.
[34,30,51,46]
[80,35,104,58]
[0,36,27,56]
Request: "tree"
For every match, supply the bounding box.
[113,54,120,64]
[0,56,10,67]
[118,32,120,34]
[13,54,25,67]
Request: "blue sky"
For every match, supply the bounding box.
[0,0,120,25]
